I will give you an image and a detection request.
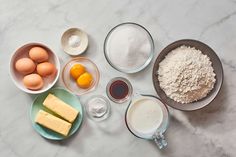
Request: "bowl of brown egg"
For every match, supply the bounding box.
[9,43,60,94]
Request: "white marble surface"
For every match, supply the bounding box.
[0,0,236,156]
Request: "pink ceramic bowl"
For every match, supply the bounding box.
[9,43,60,94]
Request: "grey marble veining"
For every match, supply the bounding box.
[0,0,236,156]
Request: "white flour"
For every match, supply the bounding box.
[157,46,216,103]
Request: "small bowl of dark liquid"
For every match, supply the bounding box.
[106,77,133,103]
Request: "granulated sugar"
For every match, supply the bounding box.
[157,45,216,104]
[106,24,152,71]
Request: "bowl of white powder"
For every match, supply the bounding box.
[104,23,154,73]
[61,28,88,56]
[152,39,223,111]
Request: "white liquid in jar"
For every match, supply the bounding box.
[127,98,163,135]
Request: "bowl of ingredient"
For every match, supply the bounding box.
[9,43,60,94]
[85,95,111,121]
[152,39,223,111]
[104,22,154,73]
[106,77,133,103]
[62,57,100,95]
[61,28,88,56]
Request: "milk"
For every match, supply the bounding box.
[127,97,164,136]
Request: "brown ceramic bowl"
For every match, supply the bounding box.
[152,39,223,111]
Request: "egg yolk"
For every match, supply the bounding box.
[76,72,93,88]
[70,64,86,79]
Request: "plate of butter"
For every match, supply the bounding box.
[30,87,83,140]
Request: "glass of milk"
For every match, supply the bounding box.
[125,95,169,149]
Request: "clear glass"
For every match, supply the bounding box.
[85,95,111,121]
[106,77,133,103]
[125,94,169,149]
[104,22,154,73]
[62,57,100,96]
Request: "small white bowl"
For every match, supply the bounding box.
[9,43,60,94]
[61,28,88,56]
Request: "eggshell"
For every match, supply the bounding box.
[23,74,44,90]
[29,47,49,63]
[37,62,56,77]
[15,58,36,75]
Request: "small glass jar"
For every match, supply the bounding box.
[85,95,111,121]
[106,77,133,104]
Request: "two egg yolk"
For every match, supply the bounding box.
[70,64,93,88]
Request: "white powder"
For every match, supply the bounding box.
[68,35,81,48]
[87,97,107,118]
[157,46,216,104]
[106,24,152,71]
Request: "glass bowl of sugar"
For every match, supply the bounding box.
[104,23,154,73]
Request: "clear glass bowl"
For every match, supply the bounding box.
[85,95,111,121]
[106,77,133,103]
[104,22,154,73]
[62,57,100,95]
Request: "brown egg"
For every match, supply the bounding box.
[37,62,56,77]
[23,74,44,90]
[15,58,36,75]
[29,47,49,63]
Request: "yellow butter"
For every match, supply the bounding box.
[43,94,79,123]
[35,110,72,136]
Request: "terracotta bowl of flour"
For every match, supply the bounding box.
[152,39,223,111]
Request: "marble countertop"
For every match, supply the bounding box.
[0,0,236,156]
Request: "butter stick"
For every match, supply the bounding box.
[35,110,72,136]
[43,94,79,123]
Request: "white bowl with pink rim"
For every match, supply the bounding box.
[9,43,60,94]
